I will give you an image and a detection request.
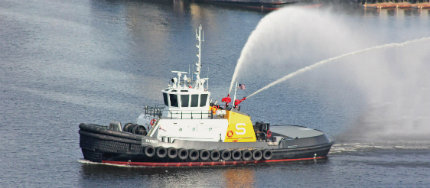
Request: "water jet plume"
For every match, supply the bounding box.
[247,37,430,99]
[227,7,365,95]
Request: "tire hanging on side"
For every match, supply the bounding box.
[241,150,252,161]
[210,150,220,161]
[221,150,231,161]
[156,147,167,158]
[199,150,210,161]
[252,150,263,161]
[231,150,241,161]
[263,150,272,160]
[144,146,155,157]
[178,148,188,160]
[167,148,178,159]
[189,149,199,161]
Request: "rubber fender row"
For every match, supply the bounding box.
[143,146,273,161]
[79,123,143,141]
[79,130,141,145]
[80,133,130,153]
[82,149,103,162]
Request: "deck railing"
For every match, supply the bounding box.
[143,105,164,118]
[144,105,217,119]
[166,110,214,119]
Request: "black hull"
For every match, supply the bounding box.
[79,123,333,166]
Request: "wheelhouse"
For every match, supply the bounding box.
[162,89,209,109]
[161,69,210,119]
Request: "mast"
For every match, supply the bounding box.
[195,25,204,89]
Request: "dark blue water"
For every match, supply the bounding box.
[1,0,429,187]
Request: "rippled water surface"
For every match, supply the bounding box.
[1,0,430,187]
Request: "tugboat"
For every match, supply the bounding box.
[79,25,333,167]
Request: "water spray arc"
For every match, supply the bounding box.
[229,64,242,94]
[229,43,251,95]
[246,37,430,99]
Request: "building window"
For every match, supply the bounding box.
[200,94,208,107]
[170,94,178,107]
[191,94,199,107]
[181,95,189,107]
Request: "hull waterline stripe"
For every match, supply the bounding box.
[102,157,327,167]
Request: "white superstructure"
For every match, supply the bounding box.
[137,25,229,142]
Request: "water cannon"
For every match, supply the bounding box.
[234,96,246,108]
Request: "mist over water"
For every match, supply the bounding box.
[338,41,430,142]
[230,7,430,143]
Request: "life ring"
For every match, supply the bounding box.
[267,130,272,138]
[227,130,234,137]
[150,119,156,126]
[211,106,218,114]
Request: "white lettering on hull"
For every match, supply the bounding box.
[236,123,246,135]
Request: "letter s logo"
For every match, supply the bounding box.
[236,123,246,135]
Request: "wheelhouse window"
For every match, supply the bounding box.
[191,94,199,107]
[200,94,208,107]
[169,94,178,107]
[181,95,189,107]
[163,93,168,106]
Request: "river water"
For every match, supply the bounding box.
[1,0,430,187]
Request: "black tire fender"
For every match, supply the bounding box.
[156,147,167,158]
[167,148,178,159]
[210,150,220,161]
[263,150,272,160]
[189,149,199,161]
[221,150,231,161]
[178,148,188,160]
[242,150,252,161]
[231,150,241,161]
[252,150,263,161]
[200,149,210,161]
[144,146,155,157]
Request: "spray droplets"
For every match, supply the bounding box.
[247,37,430,98]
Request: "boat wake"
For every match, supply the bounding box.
[78,159,146,168]
[330,141,430,154]
[78,159,99,165]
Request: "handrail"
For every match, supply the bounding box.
[143,105,216,119]
[167,110,214,119]
[143,105,165,118]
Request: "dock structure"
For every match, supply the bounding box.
[411,2,430,8]
[362,0,430,9]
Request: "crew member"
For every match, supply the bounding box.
[221,94,231,107]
